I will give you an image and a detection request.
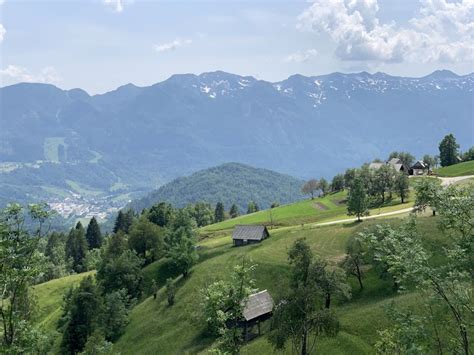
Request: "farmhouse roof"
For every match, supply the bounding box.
[388,157,402,165]
[411,160,427,169]
[242,290,274,321]
[232,225,268,241]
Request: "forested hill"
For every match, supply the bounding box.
[128,162,304,213]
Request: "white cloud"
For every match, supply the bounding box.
[153,39,192,53]
[297,0,474,63]
[103,0,133,13]
[0,0,5,43]
[0,24,5,43]
[0,65,62,84]
[284,49,318,63]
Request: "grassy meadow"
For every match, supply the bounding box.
[32,184,443,354]
[435,160,474,177]
[111,216,446,354]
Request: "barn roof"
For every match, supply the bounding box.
[232,225,268,241]
[242,290,274,321]
[411,160,427,169]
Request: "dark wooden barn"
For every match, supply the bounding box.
[232,225,269,246]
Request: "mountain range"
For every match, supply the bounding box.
[0,69,472,210]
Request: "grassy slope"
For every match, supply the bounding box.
[201,190,414,235]
[114,216,444,355]
[436,160,474,177]
[32,271,95,348]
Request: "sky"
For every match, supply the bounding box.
[0,0,473,94]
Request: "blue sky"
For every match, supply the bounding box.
[1,0,473,94]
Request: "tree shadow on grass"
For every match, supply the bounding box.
[181,328,216,354]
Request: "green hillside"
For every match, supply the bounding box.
[31,187,420,354]
[201,190,414,234]
[32,271,95,349]
[112,216,445,354]
[129,163,304,213]
[435,160,474,177]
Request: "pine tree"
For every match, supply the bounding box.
[113,211,125,234]
[214,202,225,222]
[229,204,239,218]
[86,217,102,249]
[113,209,135,234]
[66,225,88,272]
[60,276,102,354]
[347,177,369,222]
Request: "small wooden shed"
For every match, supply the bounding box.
[241,290,274,340]
[232,225,269,246]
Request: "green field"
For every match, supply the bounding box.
[65,179,103,197]
[201,190,414,236]
[43,137,67,162]
[435,160,474,177]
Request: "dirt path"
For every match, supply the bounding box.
[438,175,474,186]
[310,175,474,228]
[312,207,415,227]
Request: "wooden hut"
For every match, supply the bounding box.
[241,290,274,340]
[232,225,269,246]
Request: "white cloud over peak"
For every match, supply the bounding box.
[284,49,318,63]
[0,65,62,84]
[297,0,474,63]
[103,0,133,13]
[154,39,192,53]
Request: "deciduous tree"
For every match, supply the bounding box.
[0,204,52,352]
[394,172,409,203]
[439,133,460,167]
[269,239,340,355]
[347,177,369,221]
[301,179,319,200]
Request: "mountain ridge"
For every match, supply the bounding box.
[1,69,472,213]
[2,69,472,96]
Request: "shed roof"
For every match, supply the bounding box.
[242,290,274,321]
[232,225,268,241]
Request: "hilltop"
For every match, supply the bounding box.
[129,162,304,213]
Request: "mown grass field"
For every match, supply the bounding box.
[436,160,474,177]
[43,137,67,162]
[201,190,414,236]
